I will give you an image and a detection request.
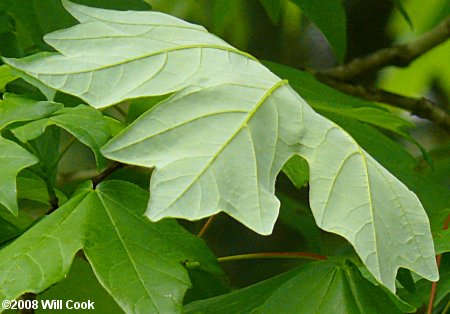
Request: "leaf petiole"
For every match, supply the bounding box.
[217,252,327,263]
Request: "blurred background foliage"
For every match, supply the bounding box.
[0,0,449,311]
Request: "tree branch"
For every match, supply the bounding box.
[303,17,450,131]
[323,17,450,81]
[315,74,450,132]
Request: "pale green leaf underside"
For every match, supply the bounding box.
[3,0,438,291]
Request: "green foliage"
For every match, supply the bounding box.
[380,0,450,97]
[0,138,38,214]
[185,258,415,314]
[0,1,448,313]
[0,181,220,313]
[11,105,111,169]
[290,0,347,62]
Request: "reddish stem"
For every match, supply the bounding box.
[427,213,450,314]
[197,215,217,237]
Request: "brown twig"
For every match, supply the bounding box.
[314,74,450,132]
[427,213,450,314]
[323,17,450,81]
[197,215,217,237]
[304,17,450,131]
[92,162,124,187]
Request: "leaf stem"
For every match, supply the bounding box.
[197,215,217,237]
[112,105,127,118]
[217,251,327,263]
[55,136,76,165]
[427,213,450,314]
[44,176,59,214]
[92,162,124,187]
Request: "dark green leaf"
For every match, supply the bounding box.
[435,255,450,307]
[213,0,241,34]
[26,125,62,181]
[37,257,123,314]
[258,0,283,24]
[290,0,347,62]
[104,116,126,137]
[183,268,229,304]
[277,191,322,253]
[0,180,222,313]
[0,191,90,300]
[396,268,416,293]
[397,254,450,309]
[17,172,67,206]
[392,0,413,29]
[84,181,222,314]
[282,155,309,189]
[185,259,415,313]
[0,203,34,246]
[126,95,170,123]
[435,231,450,254]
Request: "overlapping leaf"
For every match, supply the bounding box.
[0,65,17,91]
[0,191,89,301]
[0,94,63,129]
[0,95,62,214]
[265,62,416,139]
[0,0,151,55]
[258,0,283,24]
[185,258,415,314]
[0,138,38,214]
[3,1,439,291]
[103,81,303,235]
[0,181,221,314]
[291,0,347,62]
[11,104,111,169]
[4,0,276,108]
[84,181,222,314]
[38,258,123,313]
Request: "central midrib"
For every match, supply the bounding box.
[153,79,289,215]
[18,44,259,75]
